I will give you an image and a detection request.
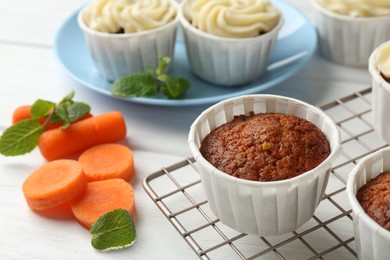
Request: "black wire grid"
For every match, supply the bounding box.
[143,88,386,259]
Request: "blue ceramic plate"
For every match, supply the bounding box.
[54,0,317,106]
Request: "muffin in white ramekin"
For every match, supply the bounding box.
[179,0,283,86]
[310,0,390,67]
[78,0,179,82]
[346,147,390,260]
[188,95,341,236]
[369,41,390,144]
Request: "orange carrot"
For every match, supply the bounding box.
[78,143,134,182]
[22,160,87,211]
[70,178,135,229]
[12,105,34,123]
[38,111,126,161]
[12,105,92,130]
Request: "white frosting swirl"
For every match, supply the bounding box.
[316,0,390,17]
[184,0,280,38]
[83,0,177,33]
[375,41,390,78]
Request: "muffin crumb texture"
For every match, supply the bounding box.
[357,171,390,231]
[200,113,330,182]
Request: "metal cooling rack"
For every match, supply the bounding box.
[143,88,387,260]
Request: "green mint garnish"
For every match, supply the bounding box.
[111,74,157,97]
[110,56,190,99]
[0,91,90,156]
[30,100,55,119]
[0,119,44,156]
[90,209,136,251]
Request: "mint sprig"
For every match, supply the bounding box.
[0,91,90,156]
[111,56,190,99]
[90,209,136,251]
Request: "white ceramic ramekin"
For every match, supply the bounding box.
[188,95,341,236]
[310,0,390,67]
[346,147,390,260]
[179,0,283,86]
[369,41,390,144]
[78,0,179,82]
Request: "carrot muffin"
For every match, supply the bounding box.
[200,112,330,182]
[310,0,390,67]
[179,0,283,86]
[78,0,179,81]
[373,41,390,83]
[356,170,390,231]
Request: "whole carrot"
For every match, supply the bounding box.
[12,105,92,130]
[38,111,126,161]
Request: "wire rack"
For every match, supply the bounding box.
[143,88,388,260]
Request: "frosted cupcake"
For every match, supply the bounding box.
[369,41,390,144]
[311,0,390,66]
[347,147,390,260]
[188,95,341,236]
[179,0,283,86]
[78,0,179,81]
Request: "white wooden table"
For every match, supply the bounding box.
[0,0,374,259]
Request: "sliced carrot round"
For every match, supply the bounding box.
[22,160,87,211]
[70,178,135,229]
[78,143,134,182]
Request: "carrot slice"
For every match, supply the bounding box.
[12,105,92,130]
[78,143,134,182]
[22,160,87,211]
[38,111,126,161]
[70,178,135,229]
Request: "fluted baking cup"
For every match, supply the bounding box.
[78,0,179,82]
[311,0,390,67]
[347,148,390,260]
[369,42,390,144]
[188,95,341,236]
[179,0,283,86]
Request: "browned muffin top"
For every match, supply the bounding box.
[200,112,330,182]
[357,171,390,231]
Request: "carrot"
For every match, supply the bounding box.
[38,111,126,161]
[22,160,87,211]
[70,178,135,229]
[78,143,134,182]
[12,105,34,123]
[12,105,92,130]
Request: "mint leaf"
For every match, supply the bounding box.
[59,91,75,104]
[110,56,190,99]
[161,76,190,99]
[30,99,55,119]
[54,104,70,128]
[66,102,90,122]
[90,209,136,251]
[0,119,44,156]
[0,91,91,157]
[111,74,157,97]
[156,56,171,75]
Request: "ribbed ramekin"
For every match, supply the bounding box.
[310,0,390,67]
[77,0,179,82]
[346,147,390,260]
[188,94,341,236]
[369,41,390,144]
[179,0,283,86]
